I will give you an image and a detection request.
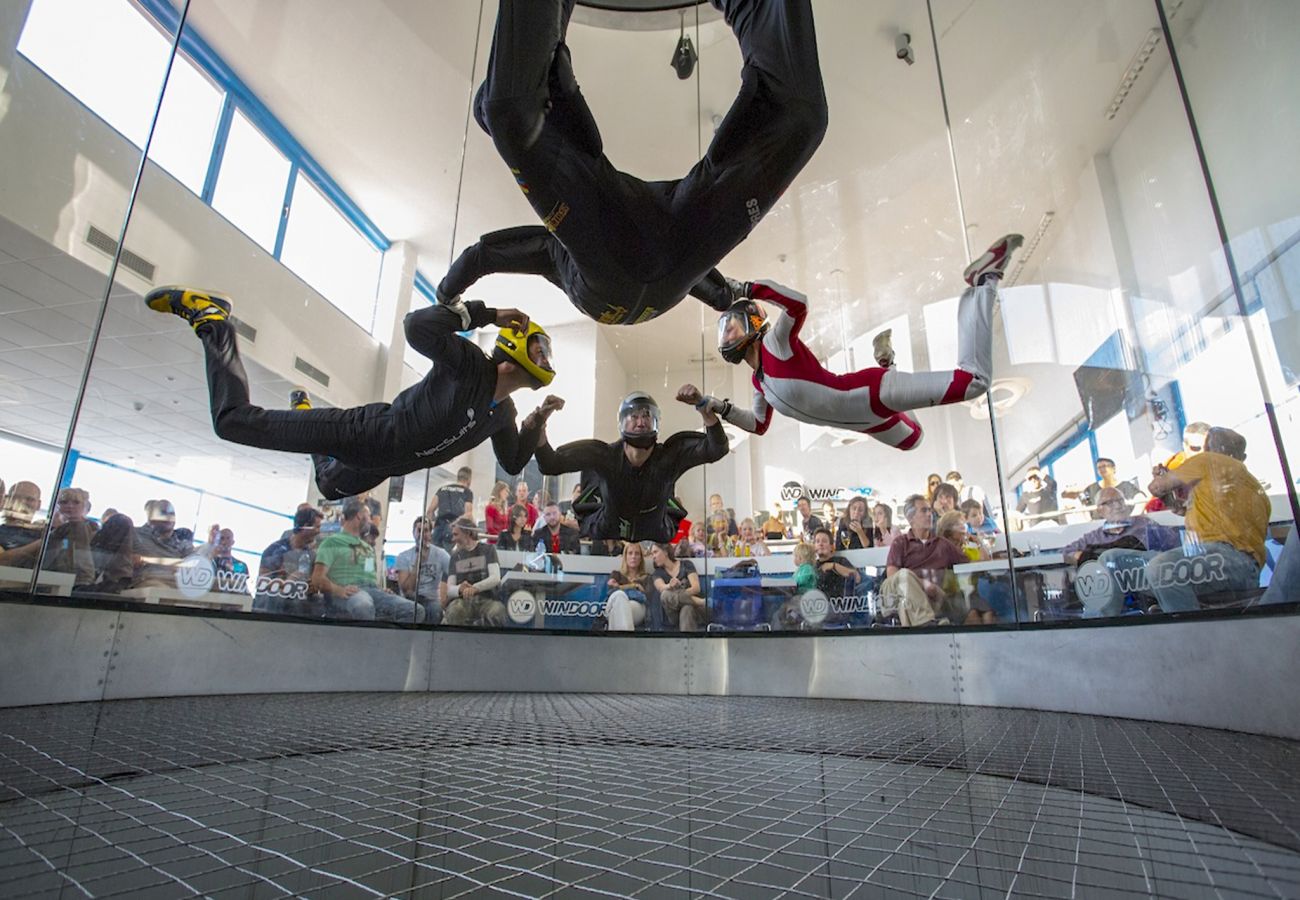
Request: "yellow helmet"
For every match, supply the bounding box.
[493,321,555,387]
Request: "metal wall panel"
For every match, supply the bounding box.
[0,604,118,706]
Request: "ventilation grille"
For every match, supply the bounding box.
[294,356,330,387]
[230,316,257,342]
[84,225,156,282]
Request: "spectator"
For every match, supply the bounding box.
[707,513,734,556]
[495,504,534,552]
[1058,487,1181,617]
[428,467,474,550]
[0,481,43,550]
[937,510,996,625]
[211,528,250,592]
[1103,428,1268,613]
[393,516,450,624]
[311,497,423,623]
[86,512,136,594]
[760,505,788,541]
[1062,457,1143,518]
[947,470,993,521]
[1165,421,1211,471]
[811,527,858,600]
[835,496,872,551]
[133,499,195,587]
[707,493,739,537]
[931,482,960,517]
[254,507,323,616]
[445,518,506,627]
[925,473,943,502]
[794,496,823,542]
[870,502,901,547]
[683,521,710,558]
[513,480,539,529]
[0,487,96,585]
[534,502,581,555]
[1015,467,1060,527]
[603,540,652,631]
[483,480,511,538]
[880,494,968,626]
[820,501,838,530]
[651,540,707,631]
[791,542,816,594]
[961,499,998,535]
[734,518,771,557]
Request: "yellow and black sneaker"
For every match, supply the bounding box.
[288,387,312,411]
[144,285,232,329]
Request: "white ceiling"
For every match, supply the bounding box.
[173,0,1182,374]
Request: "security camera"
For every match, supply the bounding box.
[895,32,915,66]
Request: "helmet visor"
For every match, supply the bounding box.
[527,333,554,374]
[621,403,659,437]
[717,308,756,355]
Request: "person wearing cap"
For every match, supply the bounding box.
[680,234,1021,451]
[438,0,826,327]
[254,506,324,617]
[444,518,506,627]
[1061,457,1144,519]
[145,286,566,500]
[530,390,728,543]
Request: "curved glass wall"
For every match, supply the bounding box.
[0,0,1294,632]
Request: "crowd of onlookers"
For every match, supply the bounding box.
[0,420,1290,630]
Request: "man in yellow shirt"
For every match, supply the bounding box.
[1100,428,1266,612]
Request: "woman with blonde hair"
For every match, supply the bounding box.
[604,541,652,631]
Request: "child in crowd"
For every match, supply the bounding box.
[792,542,817,595]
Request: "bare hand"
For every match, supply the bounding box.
[677,384,703,406]
[494,307,530,332]
[342,585,359,597]
[460,582,477,599]
[208,524,220,544]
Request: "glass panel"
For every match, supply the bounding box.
[2,0,173,596]
[280,176,382,333]
[147,53,223,195]
[210,109,289,253]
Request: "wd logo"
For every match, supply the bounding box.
[507,590,607,625]
[798,590,872,625]
[175,555,215,599]
[780,483,844,503]
[507,590,537,624]
[1074,562,1111,610]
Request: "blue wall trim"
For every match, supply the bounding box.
[135,0,391,253]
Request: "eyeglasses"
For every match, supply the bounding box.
[1186,443,1203,452]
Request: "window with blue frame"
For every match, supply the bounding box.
[210,110,291,255]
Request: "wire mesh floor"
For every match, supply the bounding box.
[2,693,1298,899]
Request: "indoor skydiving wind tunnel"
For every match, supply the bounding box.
[1,0,1300,895]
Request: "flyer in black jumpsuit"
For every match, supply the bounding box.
[438,0,827,325]
[198,301,543,499]
[533,423,729,542]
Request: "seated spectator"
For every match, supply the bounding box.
[775,528,860,630]
[937,510,996,625]
[931,482,960,517]
[791,542,816,593]
[683,521,710,558]
[707,493,739,537]
[651,540,707,631]
[961,499,999,535]
[947,470,993,521]
[734,518,771,556]
[1101,427,1267,613]
[0,481,43,551]
[1059,487,1181,617]
[533,502,581,555]
[925,473,943,502]
[132,499,195,587]
[445,518,506,627]
[513,480,539,529]
[835,496,872,550]
[603,540,652,631]
[794,496,823,542]
[880,495,969,626]
[254,507,323,616]
[195,525,251,593]
[0,487,97,586]
[820,501,838,531]
[1062,457,1144,518]
[393,516,449,624]
[760,505,788,541]
[495,504,533,551]
[311,497,423,623]
[484,480,512,538]
[707,513,735,556]
[85,512,137,594]
[1015,467,1061,527]
[870,502,901,547]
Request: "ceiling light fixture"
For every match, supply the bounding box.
[1004,211,1054,287]
[1104,28,1162,121]
[969,377,1030,420]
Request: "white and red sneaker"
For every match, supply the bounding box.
[963,233,1024,286]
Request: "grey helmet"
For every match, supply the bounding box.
[618,391,660,449]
